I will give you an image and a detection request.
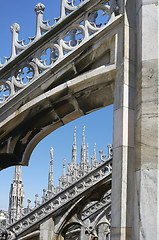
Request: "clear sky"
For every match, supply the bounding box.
[0,0,113,210]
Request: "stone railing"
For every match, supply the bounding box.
[0,0,119,105]
[7,157,112,238]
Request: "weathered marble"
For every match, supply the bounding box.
[40,217,54,240]
[134,0,159,239]
[0,0,158,239]
[133,169,159,240]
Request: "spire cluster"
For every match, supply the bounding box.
[9,126,112,223]
[43,126,112,200]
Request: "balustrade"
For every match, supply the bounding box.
[6,157,112,237]
[0,0,119,105]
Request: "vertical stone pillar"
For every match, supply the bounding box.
[134,1,159,239]
[111,0,136,239]
[40,217,54,240]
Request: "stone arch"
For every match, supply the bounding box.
[0,65,115,169]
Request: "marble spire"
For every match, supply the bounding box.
[59,158,67,188]
[86,143,90,169]
[13,166,22,183]
[62,158,66,178]
[80,125,86,164]
[9,166,24,223]
[47,147,54,195]
[72,126,77,165]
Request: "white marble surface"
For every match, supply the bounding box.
[133,169,159,240]
[113,107,135,148]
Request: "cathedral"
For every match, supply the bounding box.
[0,126,112,239]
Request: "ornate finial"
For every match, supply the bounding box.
[34,3,51,38]
[107,144,112,158]
[50,147,53,160]
[99,150,103,163]
[35,3,45,14]
[10,23,21,58]
[10,23,20,33]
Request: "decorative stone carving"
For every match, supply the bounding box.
[34,3,45,14]
[7,157,112,236]
[10,23,20,34]
[60,191,111,240]
[0,0,120,105]
[0,229,15,240]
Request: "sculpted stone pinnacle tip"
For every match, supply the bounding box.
[10,23,20,33]
[35,3,45,14]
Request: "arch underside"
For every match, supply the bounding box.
[0,31,117,170]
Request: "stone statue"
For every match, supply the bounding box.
[50,147,53,159]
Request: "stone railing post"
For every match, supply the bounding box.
[10,23,20,59]
[35,3,45,38]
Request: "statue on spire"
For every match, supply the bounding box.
[80,125,86,164]
[50,147,53,160]
[86,143,90,170]
[47,147,54,197]
[72,126,77,165]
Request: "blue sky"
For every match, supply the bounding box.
[0,0,113,210]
